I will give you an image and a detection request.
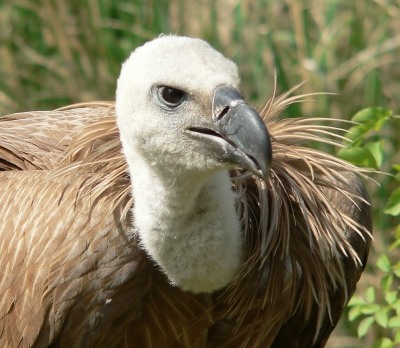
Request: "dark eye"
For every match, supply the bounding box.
[159,87,185,107]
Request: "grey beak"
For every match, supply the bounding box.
[212,85,272,178]
[188,85,272,178]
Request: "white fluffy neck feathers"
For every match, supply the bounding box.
[115,35,245,292]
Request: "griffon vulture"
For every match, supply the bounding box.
[0,35,372,347]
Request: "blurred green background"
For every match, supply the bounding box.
[1,0,400,347]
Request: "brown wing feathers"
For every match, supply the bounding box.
[0,94,371,347]
[0,103,113,171]
[0,168,152,347]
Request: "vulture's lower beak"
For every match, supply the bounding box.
[187,85,272,178]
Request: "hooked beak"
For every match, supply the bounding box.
[187,85,272,178]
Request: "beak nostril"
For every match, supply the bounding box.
[217,106,230,121]
[210,85,271,178]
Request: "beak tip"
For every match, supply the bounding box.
[258,163,271,180]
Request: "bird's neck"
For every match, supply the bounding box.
[127,154,243,293]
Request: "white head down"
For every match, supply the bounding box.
[115,35,271,293]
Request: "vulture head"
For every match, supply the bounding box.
[115,35,271,293]
[116,35,271,177]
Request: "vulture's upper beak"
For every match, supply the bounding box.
[187,85,272,178]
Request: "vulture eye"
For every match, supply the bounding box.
[158,86,185,107]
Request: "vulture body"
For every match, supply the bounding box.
[0,36,371,347]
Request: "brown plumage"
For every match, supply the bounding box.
[0,39,371,347]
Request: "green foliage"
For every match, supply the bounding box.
[385,190,400,217]
[344,107,400,347]
[338,107,392,168]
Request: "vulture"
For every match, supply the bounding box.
[0,35,372,348]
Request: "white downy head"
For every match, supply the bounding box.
[115,35,271,293]
[116,35,240,175]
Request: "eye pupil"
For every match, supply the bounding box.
[161,87,184,105]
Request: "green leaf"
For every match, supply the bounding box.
[357,316,375,338]
[385,291,398,305]
[394,268,400,278]
[361,304,380,314]
[365,140,385,168]
[385,187,400,216]
[346,107,392,144]
[381,274,393,291]
[372,338,395,348]
[393,260,400,276]
[392,260,400,268]
[392,299,400,315]
[394,329,400,343]
[377,255,392,272]
[346,125,367,143]
[375,307,389,328]
[390,239,400,251]
[388,315,400,329]
[394,165,400,181]
[351,107,392,124]
[337,147,377,167]
[349,305,363,321]
[348,295,366,306]
[366,286,376,302]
